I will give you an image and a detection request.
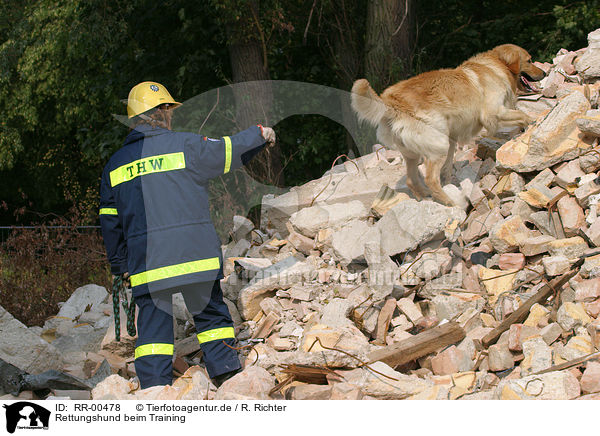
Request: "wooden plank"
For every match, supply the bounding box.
[252,311,280,339]
[481,269,577,348]
[373,298,397,346]
[367,321,466,369]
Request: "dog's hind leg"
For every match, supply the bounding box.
[441,140,457,185]
[404,156,429,200]
[424,157,455,207]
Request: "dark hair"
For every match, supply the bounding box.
[132,104,173,130]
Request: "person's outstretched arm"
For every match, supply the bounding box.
[187,125,276,179]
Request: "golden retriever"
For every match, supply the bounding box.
[351,44,545,206]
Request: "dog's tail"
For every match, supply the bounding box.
[351,79,389,126]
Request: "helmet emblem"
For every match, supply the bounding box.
[150,84,159,92]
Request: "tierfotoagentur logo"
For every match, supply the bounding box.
[3,402,50,433]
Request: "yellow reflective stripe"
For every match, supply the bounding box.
[130,257,221,287]
[197,327,235,344]
[223,136,232,174]
[109,152,186,187]
[99,208,118,216]
[134,343,174,359]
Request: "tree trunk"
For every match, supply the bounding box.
[364,0,415,91]
[227,1,283,186]
[329,0,364,157]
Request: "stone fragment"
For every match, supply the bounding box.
[364,239,398,299]
[497,91,591,172]
[521,337,552,375]
[442,184,469,210]
[478,267,518,305]
[581,361,600,394]
[542,255,571,276]
[488,343,514,372]
[330,219,377,266]
[498,253,525,270]
[510,197,536,224]
[585,219,600,246]
[557,196,586,237]
[170,366,216,400]
[489,216,531,253]
[462,207,503,242]
[524,304,550,329]
[396,298,423,324]
[340,362,431,399]
[100,304,137,358]
[430,345,473,375]
[581,254,600,279]
[575,178,600,208]
[289,200,368,238]
[508,324,540,351]
[214,366,275,400]
[574,278,600,301]
[431,293,484,321]
[261,160,408,235]
[330,382,363,400]
[232,215,254,241]
[285,225,315,255]
[529,211,557,237]
[575,29,600,79]
[91,374,135,400]
[410,248,452,280]
[561,335,594,361]
[525,168,556,189]
[555,159,586,189]
[493,172,525,197]
[134,385,180,400]
[0,305,64,373]
[547,236,588,259]
[238,257,316,320]
[301,324,370,354]
[375,200,466,257]
[320,299,352,328]
[518,185,554,208]
[577,114,600,137]
[287,384,332,400]
[557,302,593,331]
[495,370,580,399]
[519,235,555,256]
[57,284,108,321]
[540,323,563,345]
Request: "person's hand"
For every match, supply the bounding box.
[261,126,276,146]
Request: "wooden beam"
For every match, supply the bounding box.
[481,269,577,348]
[367,321,466,369]
[373,298,397,346]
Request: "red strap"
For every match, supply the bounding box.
[257,124,264,137]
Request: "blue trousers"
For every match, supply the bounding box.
[134,280,241,389]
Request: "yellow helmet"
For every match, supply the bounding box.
[126,81,181,118]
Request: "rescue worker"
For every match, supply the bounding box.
[99,81,276,389]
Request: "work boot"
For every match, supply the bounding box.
[211,368,243,388]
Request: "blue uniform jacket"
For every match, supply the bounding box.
[99,124,266,296]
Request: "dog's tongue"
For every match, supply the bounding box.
[520,75,539,93]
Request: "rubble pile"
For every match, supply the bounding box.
[2,29,600,401]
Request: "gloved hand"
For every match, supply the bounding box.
[260,126,276,146]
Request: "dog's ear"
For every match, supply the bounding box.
[493,45,521,75]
